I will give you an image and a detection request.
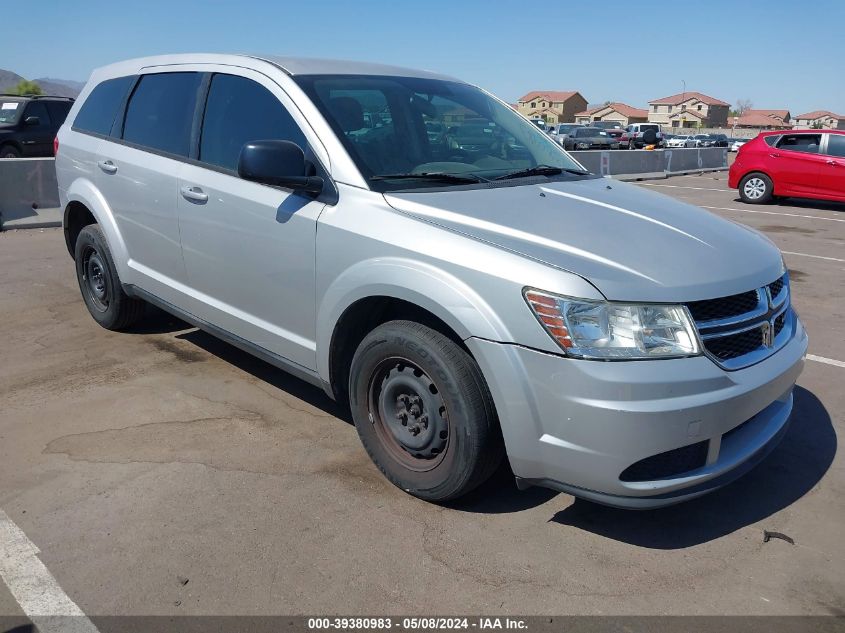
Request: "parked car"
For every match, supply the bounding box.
[0,94,74,158]
[708,134,729,148]
[667,134,695,148]
[529,118,547,132]
[549,123,582,145]
[57,54,806,508]
[563,126,618,150]
[729,130,845,204]
[692,134,713,148]
[591,121,624,131]
[729,138,750,152]
[625,123,664,149]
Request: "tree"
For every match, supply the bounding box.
[734,99,753,117]
[9,80,42,96]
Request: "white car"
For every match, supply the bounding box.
[667,135,695,148]
[730,138,750,152]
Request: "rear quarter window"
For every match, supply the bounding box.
[73,75,135,136]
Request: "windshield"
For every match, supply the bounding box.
[0,100,24,125]
[295,74,586,192]
[576,128,604,137]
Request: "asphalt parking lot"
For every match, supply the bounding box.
[0,171,843,621]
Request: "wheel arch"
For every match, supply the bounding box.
[318,258,511,404]
[63,178,129,274]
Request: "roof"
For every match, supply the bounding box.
[90,53,459,83]
[733,112,792,128]
[795,110,845,121]
[649,91,730,107]
[574,102,648,119]
[743,109,790,121]
[518,90,580,103]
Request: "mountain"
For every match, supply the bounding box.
[0,69,83,98]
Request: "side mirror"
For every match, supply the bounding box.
[237,140,323,194]
[24,116,40,126]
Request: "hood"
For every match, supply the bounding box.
[384,177,784,303]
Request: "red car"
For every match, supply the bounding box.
[729,129,845,204]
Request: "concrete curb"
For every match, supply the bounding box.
[0,207,63,231]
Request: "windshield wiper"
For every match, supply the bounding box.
[494,165,589,181]
[370,172,489,183]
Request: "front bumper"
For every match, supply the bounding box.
[467,315,807,509]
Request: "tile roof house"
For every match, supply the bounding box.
[647,91,730,128]
[794,110,845,130]
[516,90,588,124]
[731,109,792,129]
[574,102,648,126]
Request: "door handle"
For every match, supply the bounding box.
[768,152,780,158]
[180,185,208,204]
[826,159,839,166]
[97,160,118,174]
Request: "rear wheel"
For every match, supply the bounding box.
[348,320,503,502]
[74,224,146,330]
[0,145,21,158]
[739,173,773,204]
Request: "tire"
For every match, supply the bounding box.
[0,145,21,158]
[738,172,774,204]
[74,224,146,330]
[348,320,504,502]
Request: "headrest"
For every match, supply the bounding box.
[328,97,365,133]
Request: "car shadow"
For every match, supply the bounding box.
[548,386,834,549]
[174,327,351,424]
[777,198,845,213]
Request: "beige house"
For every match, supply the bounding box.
[574,102,648,126]
[516,90,588,124]
[732,109,792,130]
[648,91,730,128]
[794,110,845,130]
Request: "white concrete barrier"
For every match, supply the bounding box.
[0,158,61,229]
[0,149,728,229]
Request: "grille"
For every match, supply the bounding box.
[620,441,709,482]
[704,327,765,360]
[686,290,760,323]
[774,311,786,336]
[769,276,785,300]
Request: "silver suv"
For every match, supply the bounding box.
[56,55,807,508]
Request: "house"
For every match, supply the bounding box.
[731,109,792,130]
[647,91,730,128]
[516,90,588,124]
[574,102,649,126]
[794,111,845,130]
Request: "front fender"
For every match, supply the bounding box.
[316,257,511,382]
[65,178,130,278]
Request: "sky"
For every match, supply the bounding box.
[4,0,843,116]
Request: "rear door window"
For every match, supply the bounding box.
[776,134,821,154]
[23,101,51,126]
[123,72,203,157]
[73,76,135,136]
[199,73,306,171]
[46,100,73,125]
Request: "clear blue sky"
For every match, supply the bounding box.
[5,0,843,116]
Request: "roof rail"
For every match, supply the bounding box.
[0,93,75,100]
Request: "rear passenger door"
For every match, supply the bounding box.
[818,134,845,200]
[20,101,53,156]
[176,69,328,371]
[770,133,824,196]
[95,71,202,306]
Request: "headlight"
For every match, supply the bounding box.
[524,289,700,359]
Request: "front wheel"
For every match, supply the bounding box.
[349,320,504,502]
[0,145,21,158]
[738,173,774,204]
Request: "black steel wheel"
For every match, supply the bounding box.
[349,320,503,501]
[74,224,146,330]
